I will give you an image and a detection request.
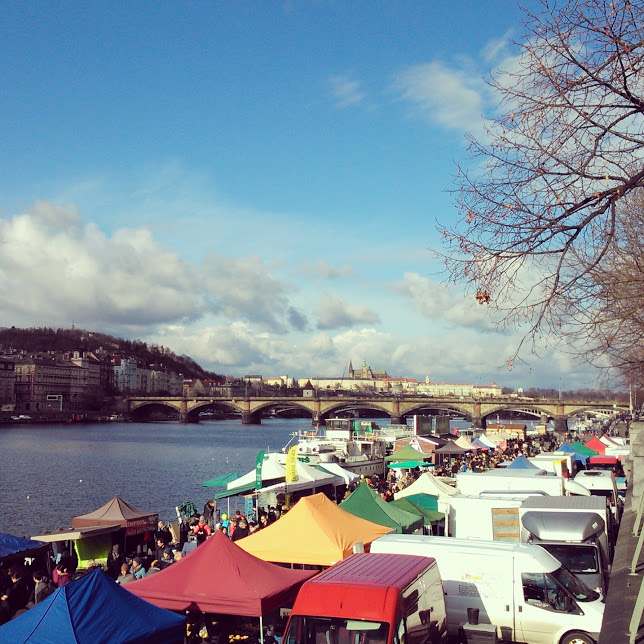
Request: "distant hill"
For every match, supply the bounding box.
[0,326,221,381]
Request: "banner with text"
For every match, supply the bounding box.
[255,450,265,490]
[285,445,299,483]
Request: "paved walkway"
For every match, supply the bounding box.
[599,421,643,643]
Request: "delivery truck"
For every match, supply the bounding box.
[573,470,622,526]
[282,553,447,644]
[528,453,573,478]
[370,534,604,644]
[456,470,590,498]
[520,495,613,593]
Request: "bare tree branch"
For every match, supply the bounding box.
[441,0,644,371]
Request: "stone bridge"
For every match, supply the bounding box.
[120,394,625,431]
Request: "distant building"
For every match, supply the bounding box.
[297,362,503,398]
[0,359,15,411]
[14,358,77,412]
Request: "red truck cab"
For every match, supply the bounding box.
[282,553,447,644]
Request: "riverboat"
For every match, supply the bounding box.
[279,418,394,478]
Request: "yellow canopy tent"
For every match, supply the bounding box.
[236,492,391,566]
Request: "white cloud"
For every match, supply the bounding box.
[481,30,514,63]
[393,61,488,136]
[306,260,355,280]
[392,272,499,332]
[315,294,380,330]
[328,74,366,108]
[201,254,302,333]
[0,202,308,335]
[0,202,201,328]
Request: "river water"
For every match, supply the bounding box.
[0,418,302,538]
[0,415,536,538]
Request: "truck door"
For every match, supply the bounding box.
[516,572,577,644]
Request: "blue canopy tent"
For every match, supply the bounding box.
[558,442,590,464]
[0,569,185,643]
[0,533,45,559]
[506,455,542,470]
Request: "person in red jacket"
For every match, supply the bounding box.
[192,515,212,544]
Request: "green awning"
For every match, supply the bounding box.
[571,441,598,456]
[385,444,428,462]
[202,472,243,487]
[214,482,256,499]
[390,497,444,525]
[339,482,424,534]
[387,460,434,469]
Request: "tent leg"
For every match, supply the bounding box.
[260,615,264,644]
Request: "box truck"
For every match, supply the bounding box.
[573,470,622,526]
[456,471,590,497]
[447,494,611,593]
[520,495,613,593]
[528,453,573,478]
[370,534,604,644]
[282,553,447,644]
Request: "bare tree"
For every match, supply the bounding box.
[579,190,644,386]
[442,0,644,369]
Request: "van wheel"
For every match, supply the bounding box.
[560,632,596,644]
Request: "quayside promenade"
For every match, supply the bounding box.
[600,421,644,643]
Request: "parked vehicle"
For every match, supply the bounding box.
[282,552,447,644]
[573,470,622,525]
[529,453,573,478]
[448,494,524,540]
[456,471,590,497]
[371,534,604,644]
[448,494,612,593]
[521,511,608,595]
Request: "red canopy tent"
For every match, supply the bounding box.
[584,436,607,456]
[126,530,316,616]
[71,496,158,536]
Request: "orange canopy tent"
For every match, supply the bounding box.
[236,493,392,566]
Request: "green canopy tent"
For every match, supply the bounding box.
[384,444,429,463]
[387,460,434,469]
[339,482,424,534]
[202,472,243,487]
[571,441,599,457]
[400,492,440,512]
[389,497,444,526]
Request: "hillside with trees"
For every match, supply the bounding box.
[0,326,221,381]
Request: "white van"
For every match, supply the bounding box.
[573,470,622,525]
[370,534,604,644]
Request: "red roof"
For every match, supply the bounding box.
[126,530,315,615]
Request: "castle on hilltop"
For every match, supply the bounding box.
[296,359,502,397]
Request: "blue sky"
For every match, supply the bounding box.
[0,1,605,390]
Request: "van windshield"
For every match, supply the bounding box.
[541,544,600,574]
[549,566,600,602]
[284,616,389,644]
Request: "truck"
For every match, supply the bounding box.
[521,510,608,594]
[573,470,623,526]
[370,534,604,644]
[448,494,612,593]
[456,470,590,498]
[528,453,573,478]
[282,552,447,644]
[448,494,524,540]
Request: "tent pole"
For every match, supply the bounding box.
[260,615,264,644]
